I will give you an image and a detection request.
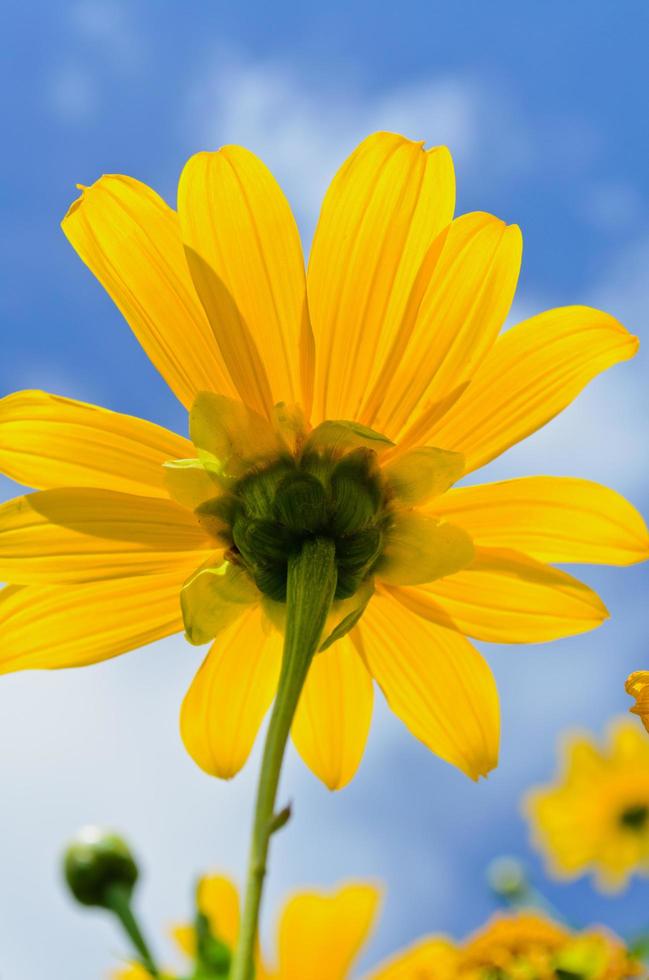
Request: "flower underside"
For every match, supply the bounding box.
[201,444,388,602]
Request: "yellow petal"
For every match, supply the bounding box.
[417,306,638,472]
[383,446,465,505]
[278,883,380,980]
[364,214,522,438]
[178,146,311,416]
[389,547,609,644]
[0,389,192,496]
[377,510,474,585]
[626,671,649,734]
[111,965,152,980]
[181,559,258,645]
[62,176,236,409]
[198,875,240,948]
[190,393,286,480]
[368,937,459,980]
[180,606,282,778]
[357,591,499,779]
[0,488,212,584]
[308,132,455,422]
[0,573,184,672]
[292,637,373,790]
[429,476,649,566]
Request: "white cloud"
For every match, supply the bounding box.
[185,49,588,242]
[46,1,145,123]
[70,0,144,74]
[47,65,98,123]
[184,48,606,247]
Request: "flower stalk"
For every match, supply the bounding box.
[231,536,338,980]
[104,883,160,978]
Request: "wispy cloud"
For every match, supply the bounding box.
[184,47,598,239]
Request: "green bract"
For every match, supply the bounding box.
[199,443,390,603]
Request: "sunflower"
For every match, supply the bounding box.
[1,131,647,790]
[526,719,649,891]
[626,672,649,734]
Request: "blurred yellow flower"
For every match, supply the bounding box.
[626,672,649,733]
[372,912,640,980]
[113,874,382,980]
[111,886,639,980]
[1,132,647,788]
[526,719,649,891]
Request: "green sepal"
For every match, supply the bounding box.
[303,419,393,455]
[335,527,382,571]
[273,473,327,532]
[163,458,222,509]
[330,475,378,537]
[330,447,383,534]
[319,582,373,651]
[254,564,288,602]
[193,910,232,978]
[195,495,240,541]
[245,519,298,564]
[383,446,465,505]
[236,458,296,519]
[333,565,365,599]
[181,560,257,645]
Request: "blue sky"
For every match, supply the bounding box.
[2,2,649,977]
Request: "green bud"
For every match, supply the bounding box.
[273,473,327,532]
[486,856,528,899]
[63,827,138,908]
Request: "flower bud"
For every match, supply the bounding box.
[63,826,138,908]
[486,856,528,900]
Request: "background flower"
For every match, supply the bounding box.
[526,720,649,891]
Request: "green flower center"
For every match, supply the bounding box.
[196,446,390,601]
[619,803,649,832]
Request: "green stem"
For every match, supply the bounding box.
[231,536,337,980]
[105,884,160,977]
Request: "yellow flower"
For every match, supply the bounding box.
[1,132,647,789]
[110,885,640,980]
[526,719,649,891]
[113,874,382,980]
[372,912,640,980]
[626,672,649,733]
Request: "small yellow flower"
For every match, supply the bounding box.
[626,671,649,733]
[113,874,383,980]
[526,719,649,891]
[1,133,647,788]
